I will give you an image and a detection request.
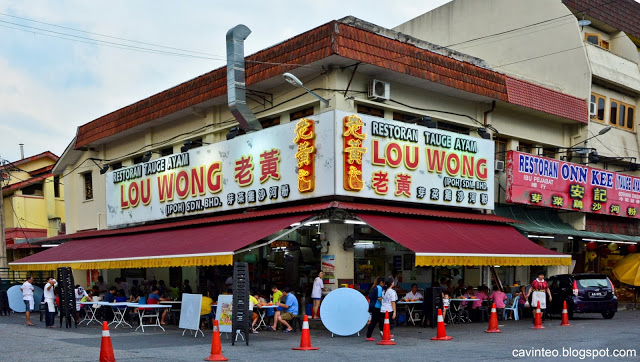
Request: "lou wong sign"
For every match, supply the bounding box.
[506,150,640,218]
[106,110,495,227]
[105,112,336,227]
[334,110,494,210]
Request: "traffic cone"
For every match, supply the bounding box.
[532,301,545,329]
[560,300,571,326]
[292,315,319,351]
[205,320,228,361]
[99,321,116,362]
[431,309,453,341]
[485,303,502,333]
[377,311,396,345]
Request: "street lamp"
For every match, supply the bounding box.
[282,73,330,106]
[571,125,612,148]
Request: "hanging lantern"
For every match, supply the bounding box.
[608,242,618,251]
[586,241,598,251]
[628,244,637,253]
[586,251,597,261]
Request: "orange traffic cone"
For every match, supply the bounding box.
[205,320,228,361]
[377,311,396,345]
[532,301,545,329]
[99,321,116,362]
[485,303,502,333]
[560,300,571,326]
[292,315,319,351]
[431,309,453,341]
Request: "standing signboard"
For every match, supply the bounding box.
[216,295,233,333]
[179,293,203,337]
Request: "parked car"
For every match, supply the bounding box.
[547,273,617,319]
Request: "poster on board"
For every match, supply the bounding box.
[179,293,202,333]
[215,295,233,333]
[322,255,336,284]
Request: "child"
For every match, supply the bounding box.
[442,293,451,324]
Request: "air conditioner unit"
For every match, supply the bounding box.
[495,160,505,172]
[589,101,597,118]
[368,79,390,101]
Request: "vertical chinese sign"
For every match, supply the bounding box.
[342,115,368,191]
[293,118,316,193]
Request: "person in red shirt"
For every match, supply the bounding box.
[526,272,552,321]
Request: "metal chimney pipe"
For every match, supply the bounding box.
[19,144,24,159]
[226,24,262,132]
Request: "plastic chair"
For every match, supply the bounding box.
[505,293,513,304]
[503,295,519,321]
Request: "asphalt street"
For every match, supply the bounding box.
[0,310,638,361]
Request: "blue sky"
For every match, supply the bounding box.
[0,0,452,162]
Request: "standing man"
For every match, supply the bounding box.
[43,277,58,328]
[526,272,552,321]
[74,286,88,323]
[21,276,35,326]
[183,279,193,294]
[118,278,129,297]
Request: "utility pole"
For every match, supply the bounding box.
[0,159,8,269]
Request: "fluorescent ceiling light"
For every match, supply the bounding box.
[290,222,301,227]
[41,244,60,247]
[583,239,636,244]
[527,235,554,239]
[344,220,367,225]
[304,219,329,225]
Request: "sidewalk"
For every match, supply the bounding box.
[1,311,638,361]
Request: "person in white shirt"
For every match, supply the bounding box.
[43,277,58,328]
[311,271,324,319]
[404,284,424,301]
[74,286,89,323]
[21,276,35,326]
[380,278,398,338]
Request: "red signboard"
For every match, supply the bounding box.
[506,151,640,218]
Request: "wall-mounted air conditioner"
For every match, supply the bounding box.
[367,79,390,101]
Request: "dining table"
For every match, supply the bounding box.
[254,305,277,330]
[396,300,422,325]
[96,302,132,329]
[448,298,479,324]
[129,303,172,332]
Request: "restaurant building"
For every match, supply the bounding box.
[10,17,582,296]
[395,0,640,294]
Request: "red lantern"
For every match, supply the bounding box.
[586,241,597,251]
[598,246,611,256]
[628,244,638,253]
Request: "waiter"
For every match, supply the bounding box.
[44,277,58,328]
[526,272,552,322]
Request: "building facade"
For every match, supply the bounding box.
[395,0,640,296]
[12,17,585,296]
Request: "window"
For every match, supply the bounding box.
[54,176,60,198]
[83,172,93,200]
[290,107,314,121]
[259,116,280,129]
[21,183,43,196]
[585,33,609,50]
[610,98,636,131]
[160,147,173,157]
[437,122,469,135]
[519,143,533,154]
[590,93,606,122]
[392,112,418,123]
[494,137,507,164]
[357,104,384,118]
[542,147,557,159]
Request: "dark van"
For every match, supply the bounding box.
[547,274,617,319]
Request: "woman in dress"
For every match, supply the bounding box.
[526,272,552,321]
[311,271,324,319]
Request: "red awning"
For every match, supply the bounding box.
[10,214,311,271]
[357,214,570,266]
[6,243,42,250]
